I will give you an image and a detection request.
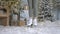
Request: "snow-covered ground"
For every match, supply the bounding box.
[0,20,60,34]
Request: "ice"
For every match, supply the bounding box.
[0,20,60,34]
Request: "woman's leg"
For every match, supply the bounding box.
[27,0,33,26]
[32,0,38,17]
[32,0,38,26]
[27,0,33,17]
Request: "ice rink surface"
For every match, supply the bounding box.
[0,20,60,34]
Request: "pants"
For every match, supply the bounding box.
[27,0,38,26]
[27,0,38,17]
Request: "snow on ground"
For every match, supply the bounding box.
[0,20,60,34]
